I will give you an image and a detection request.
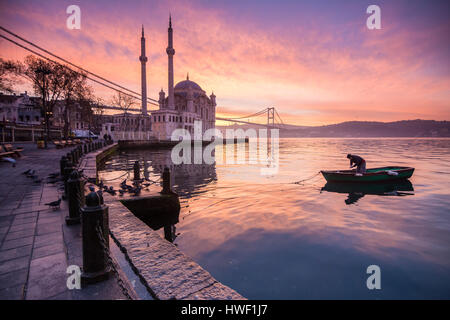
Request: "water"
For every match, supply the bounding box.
[98,138,450,299]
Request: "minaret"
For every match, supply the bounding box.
[166,15,175,109]
[139,25,148,115]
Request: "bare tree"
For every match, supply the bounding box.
[59,68,92,138]
[111,92,137,131]
[0,58,22,93]
[111,92,136,113]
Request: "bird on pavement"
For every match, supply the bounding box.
[45,198,61,210]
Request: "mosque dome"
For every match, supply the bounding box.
[174,74,203,92]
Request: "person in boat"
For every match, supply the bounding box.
[347,154,366,174]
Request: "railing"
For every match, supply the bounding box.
[0,123,63,142]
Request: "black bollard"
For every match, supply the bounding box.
[60,156,68,177]
[161,167,172,194]
[66,152,73,165]
[63,162,74,199]
[65,171,85,225]
[71,150,77,164]
[80,190,110,286]
[133,160,140,181]
[84,144,88,154]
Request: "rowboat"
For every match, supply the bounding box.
[321,166,414,183]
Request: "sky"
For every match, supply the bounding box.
[0,0,449,126]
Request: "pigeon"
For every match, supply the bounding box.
[45,198,61,210]
[33,177,43,184]
[22,169,32,175]
[26,170,36,178]
[106,186,116,196]
[47,172,60,179]
[119,189,125,196]
[46,177,59,184]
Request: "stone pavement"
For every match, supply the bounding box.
[0,142,130,300]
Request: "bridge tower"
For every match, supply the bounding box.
[267,107,275,128]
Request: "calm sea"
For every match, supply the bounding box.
[99,138,450,299]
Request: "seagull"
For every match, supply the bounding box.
[45,198,61,210]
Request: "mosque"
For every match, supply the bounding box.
[141,16,216,140]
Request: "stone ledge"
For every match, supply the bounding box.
[78,142,245,300]
[104,192,245,300]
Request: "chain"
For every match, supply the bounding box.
[95,222,134,300]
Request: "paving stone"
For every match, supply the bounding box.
[32,242,64,260]
[36,222,61,236]
[11,216,37,226]
[0,284,24,300]
[4,228,36,241]
[8,222,36,233]
[26,252,67,300]
[0,268,29,289]
[1,236,34,251]
[0,256,30,274]
[33,232,63,249]
[0,245,32,263]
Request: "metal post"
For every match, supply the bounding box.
[81,190,110,285]
[63,161,74,199]
[84,144,88,154]
[161,167,172,194]
[133,161,140,181]
[66,152,73,165]
[65,171,85,225]
[60,156,68,176]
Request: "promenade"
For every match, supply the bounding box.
[0,143,128,300]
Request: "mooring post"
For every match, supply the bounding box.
[65,171,85,225]
[60,155,68,177]
[63,161,74,199]
[161,167,172,194]
[81,190,110,286]
[71,149,77,164]
[66,152,73,165]
[133,160,140,181]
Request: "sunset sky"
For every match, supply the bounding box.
[0,0,448,126]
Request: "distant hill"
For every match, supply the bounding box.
[217,120,450,137]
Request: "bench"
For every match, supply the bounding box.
[0,145,15,158]
[3,144,23,157]
[53,140,64,149]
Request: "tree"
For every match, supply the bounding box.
[111,92,137,131]
[59,67,92,138]
[1,55,67,147]
[0,58,22,93]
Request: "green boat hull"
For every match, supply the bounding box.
[321,166,414,183]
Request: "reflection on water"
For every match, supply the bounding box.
[98,138,450,299]
[321,180,414,205]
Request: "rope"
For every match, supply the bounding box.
[291,171,322,185]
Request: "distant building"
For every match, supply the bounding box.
[0,92,42,125]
